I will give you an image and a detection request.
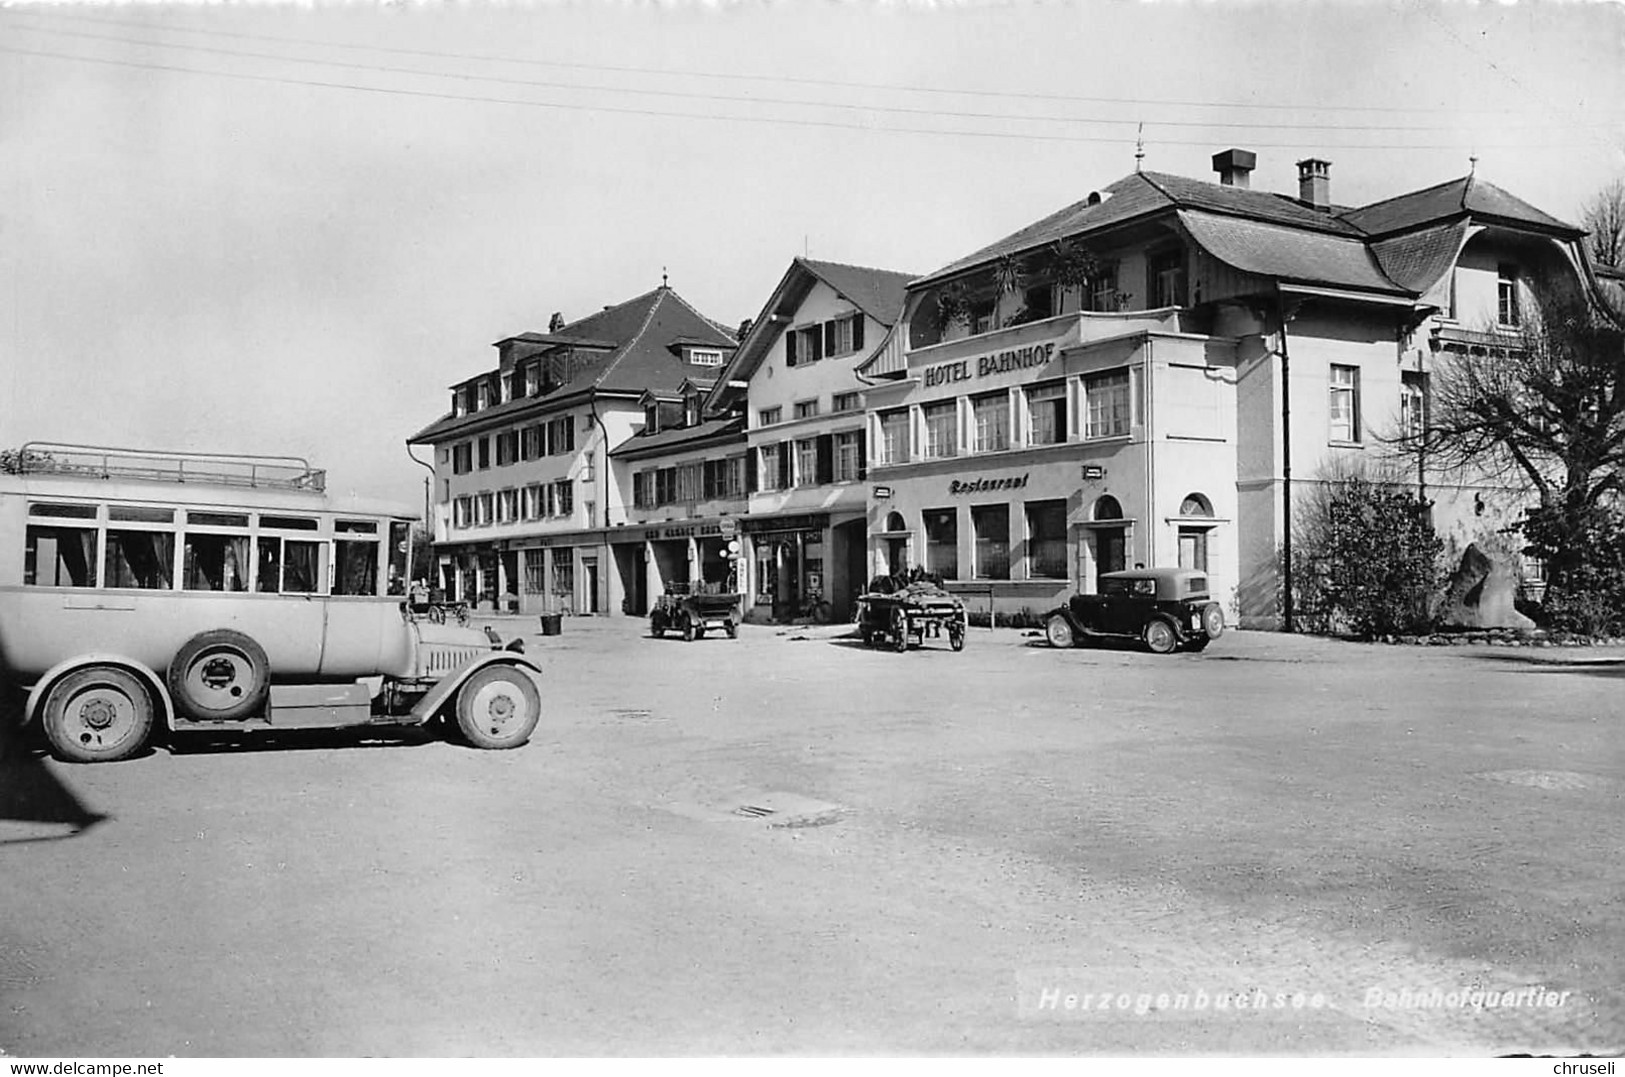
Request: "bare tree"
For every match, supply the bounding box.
[1581,178,1625,269]
[1421,289,1625,595]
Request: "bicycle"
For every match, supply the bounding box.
[425,602,472,627]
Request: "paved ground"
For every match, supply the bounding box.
[2,617,1622,1056]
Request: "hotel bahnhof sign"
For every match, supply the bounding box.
[919,340,1059,388]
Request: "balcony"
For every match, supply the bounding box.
[902,308,1200,372]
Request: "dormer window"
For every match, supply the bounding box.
[1498,264,1522,328]
[685,396,702,427]
[452,391,465,418]
[524,363,540,397]
[645,403,660,434]
[476,381,490,411]
[688,348,724,367]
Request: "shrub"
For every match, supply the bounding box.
[1292,475,1444,637]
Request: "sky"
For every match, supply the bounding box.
[2,0,1622,510]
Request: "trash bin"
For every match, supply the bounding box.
[539,613,563,637]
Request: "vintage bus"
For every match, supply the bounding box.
[0,443,545,762]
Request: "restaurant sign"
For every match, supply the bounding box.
[921,340,1058,388]
[949,473,1030,495]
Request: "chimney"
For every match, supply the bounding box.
[1296,158,1332,209]
[1212,148,1256,189]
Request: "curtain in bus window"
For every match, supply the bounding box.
[105,531,175,589]
[335,540,378,596]
[24,525,97,587]
[184,534,250,592]
[256,538,281,593]
[284,541,321,593]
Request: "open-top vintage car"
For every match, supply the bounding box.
[650,583,742,641]
[1043,567,1225,654]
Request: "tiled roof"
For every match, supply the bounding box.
[609,415,745,460]
[409,287,736,444]
[914,170,1356,287]
[801,258,917,323]
[1339,176,1581,238]
[1368,220,1471,294]
[1179,210,1406,295]
[711,257,916,403]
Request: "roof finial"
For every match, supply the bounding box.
[661,266,669,289]
[1468,153,1478,177]
[1134,122,1145,173]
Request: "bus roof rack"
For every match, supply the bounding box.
[6,442,327,493]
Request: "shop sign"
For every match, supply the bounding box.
[742,513,828,534]
[948,472,1030,495]
[920,340,1058,389]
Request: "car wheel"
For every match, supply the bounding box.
[892,611,909,653]
[1044,614,1075,649]
[725,620,738,639]
[681,617,696,643]
[1143,618,1178,655]
[949,624,966,652]
[1202,602,1226,640]
[167,629,271,722]
[40,666,155,763]
[454,665,541,750]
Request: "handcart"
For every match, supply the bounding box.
[856,574,967,653]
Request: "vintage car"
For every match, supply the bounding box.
[1043,567,1225,654]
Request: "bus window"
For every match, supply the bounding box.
[256,536,322,593]
[25,524,97,587]
[184,534,249,592]
[105,530,174,589]
[388,521,410,595]
[334,539,378,596]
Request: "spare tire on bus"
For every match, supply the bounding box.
[167,629,271,723]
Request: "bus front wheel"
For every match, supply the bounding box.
[40,666,154,763]
[454,666,541,750]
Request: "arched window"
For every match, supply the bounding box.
[1179,493,1213,517]
[884,511,907,533]
[1093,495,1123,521]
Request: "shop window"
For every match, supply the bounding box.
[552,558,575,601]
[1026,381,1067,445]
[972,391,1010,453]
[1026,500,1068,579]
[971,504,1010,580]
[522,550,546,595]
[877,408,910,465]
[924,508,959,580]
[1330,364,1361,443]
[923,401,958,459]
[1084,369,1131,439]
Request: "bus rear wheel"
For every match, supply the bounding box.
[167,630,271,722]
[40,666,154,763]
[455,666,541,750]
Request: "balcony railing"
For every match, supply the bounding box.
[8,442,326,492]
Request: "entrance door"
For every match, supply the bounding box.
[1096,528,1126,586]
[584,560,600,614]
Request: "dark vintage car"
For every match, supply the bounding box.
[1043,567,1225,654]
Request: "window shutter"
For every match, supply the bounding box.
[811,327,824,362]
[857,429,868,481]
[816,435,834,485]
[785,331,797,368]
[777,441,792,491]
[852,315,864,352]
[746,448,758,493]
[824,320,837,356]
